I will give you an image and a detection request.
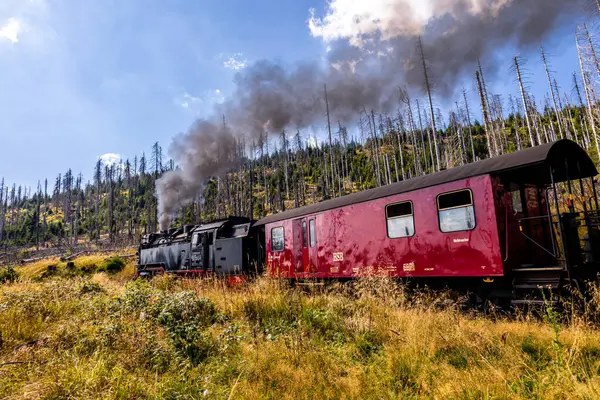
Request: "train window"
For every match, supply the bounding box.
[508,183,523,213]
[309,220,316,247]
[271,227,285,252]
[386,201,415,238]
[437,189,476,233]
[511,191,523,213]
[302,221,307,248]
[192,233,200,247]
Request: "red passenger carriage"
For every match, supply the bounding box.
[254,139,600,303]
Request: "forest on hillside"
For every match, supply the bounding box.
[3,21,600,249]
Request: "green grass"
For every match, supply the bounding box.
[1,259,600,399]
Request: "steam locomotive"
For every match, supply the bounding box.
[136,216,261,280]
[136,139,600,304]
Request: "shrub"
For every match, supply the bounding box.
[154,292,219,365]
[243,294,301,337]
[112,279,155,314]
[300,307,346,343]
[78,280,105,295]
[354,330,384,360]
[155,291,217,329]
[97,257,126,274]
[0,267,19,284]
[138,336,175,373]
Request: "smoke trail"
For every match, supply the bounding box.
[156,0,582,230]
[156,120,237,230]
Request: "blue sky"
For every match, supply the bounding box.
[0,0,589,190]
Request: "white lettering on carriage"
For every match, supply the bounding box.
[453,238,469,243]
[403,262,415,272]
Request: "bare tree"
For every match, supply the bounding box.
[324,85,336,197]
[513,56,536,147]
[418,37,441,171]
[462,90,478,159]
[476,70,494,157]
[577,25,600,158]
[541,45,565,140]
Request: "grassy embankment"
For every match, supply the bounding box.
[1,254,600,399]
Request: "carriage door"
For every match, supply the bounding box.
[292,219,309,273]
[523,184,556,265]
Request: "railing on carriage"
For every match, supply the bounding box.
[532,175,600,277]
[514,175,600,271]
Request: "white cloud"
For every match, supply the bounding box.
[175,89,224,110]
[307,0,511,47]
[0,18,22,43]
[177,92,202,109]
[221,52,247,70]
[99,153,121,166]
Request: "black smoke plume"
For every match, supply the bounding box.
[157,0,583,230]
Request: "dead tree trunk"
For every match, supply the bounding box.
[462,90,478,160]
[541,45,564,140]
[324,85,336,197]
[577,27,600,159]
[477,62,500,156]
[369,110,383,187]
[514,56,536,147]
[418,37,441,171]
[475,71,494,158]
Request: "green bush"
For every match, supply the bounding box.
[153,292,219,365]
[0,267,19,284]
[78,280,105,295]
[300,307,346,343]
[97,257,126,274]
[112,279,154,314]
[354,330,384,360]
[154,291,217,329]
[242,295,301,337]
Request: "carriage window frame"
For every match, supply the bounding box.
[309,219,316,248]
[302,221,307,248]
[436,189,476,233]
[385,200,415,239]
[508,182,524,213]
[271,227,285,252]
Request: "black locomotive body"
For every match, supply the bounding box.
[136,216,260,278]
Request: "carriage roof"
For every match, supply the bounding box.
[254,139,597,227]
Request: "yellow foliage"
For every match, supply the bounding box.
[15,248,136,279]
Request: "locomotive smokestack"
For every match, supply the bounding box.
[156,0,581,229]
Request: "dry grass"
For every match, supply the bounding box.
[1,260,600,399]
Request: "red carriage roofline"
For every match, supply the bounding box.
[254,139,597,227]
